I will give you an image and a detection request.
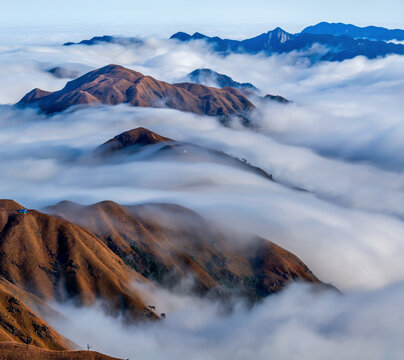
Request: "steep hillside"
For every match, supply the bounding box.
[0,200,157,321]
[0,279,72,350]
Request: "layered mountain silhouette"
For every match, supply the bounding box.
[171,27,404,61]
[93,127,274,181]
[64,35,143,47]
[18,64,255,117]
[302,22,404,42]
[171,27,293,54]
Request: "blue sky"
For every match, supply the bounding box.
[1,0,404,35]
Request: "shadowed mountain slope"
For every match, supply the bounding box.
[46,200,321,301]
[0,199,157,322]
[0,278,72,350]
[18,64,255,116]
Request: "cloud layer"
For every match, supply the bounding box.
[50,282,404,360]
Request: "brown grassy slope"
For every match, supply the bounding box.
[0,279,72,350]
[47,200,320,301]
[0,342,121,360]
[0,200,157,321]
[17,64,255,116]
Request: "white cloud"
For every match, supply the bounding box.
[48,282,404,360]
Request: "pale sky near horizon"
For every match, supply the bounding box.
[1,0,404,36]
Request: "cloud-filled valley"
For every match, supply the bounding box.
[1,25,404,359]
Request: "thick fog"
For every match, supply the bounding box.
[50,282,404,360]
[1,30,404,358]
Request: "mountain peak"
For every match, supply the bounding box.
[267,27,293,43]
[95,127,173,156]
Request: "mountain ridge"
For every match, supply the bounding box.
[170,26,404,61]
[93,127,275,181]
[18,64,255,117]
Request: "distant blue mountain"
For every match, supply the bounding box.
[171,28,293,55]
[186,69,290,103]
[64,35,143,46]
[302,22,404,42]
[170,27,404,62]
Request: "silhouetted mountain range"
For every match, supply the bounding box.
[171,27,292,55]
[187,68,258,91]
[171,26,404,61]
[63,23,404,62]
[302,22,404,41]
[64,35,143,47]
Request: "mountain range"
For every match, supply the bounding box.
[62,23,404,63]
[171,27,404,61]
[63,35,143,47]
[0,197,322,352]
[302,22,404,41]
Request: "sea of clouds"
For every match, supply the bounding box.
[1,28,404,358]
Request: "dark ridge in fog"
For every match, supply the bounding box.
[63,35,143,47]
